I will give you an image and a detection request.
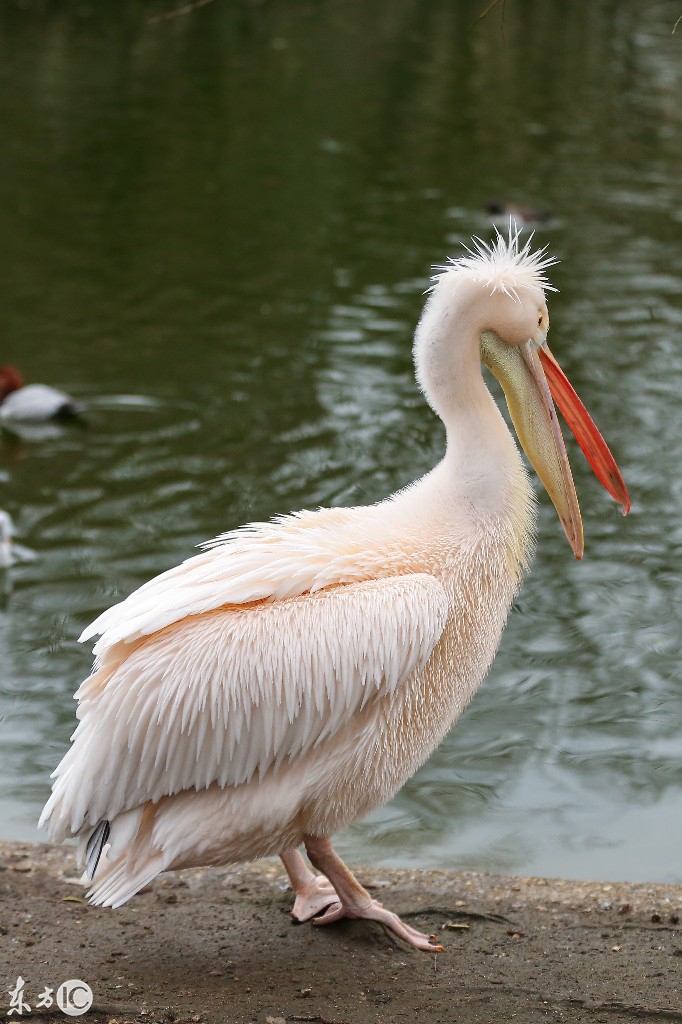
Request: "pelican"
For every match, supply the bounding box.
[0,365,84,421]
[39,232,629,953]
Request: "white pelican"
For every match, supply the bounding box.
[0,366,84,421]
[39,232,629,952]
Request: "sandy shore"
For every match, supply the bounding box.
[1,841,681,1023]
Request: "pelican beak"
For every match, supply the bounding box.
[480,332,630,560]
[537,346,631,516]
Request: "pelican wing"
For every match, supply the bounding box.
[80,508,384,654]
[42,573,449,839]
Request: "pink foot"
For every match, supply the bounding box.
[291,874,339,922]
[303,835,444,953]
[280,848,338,922]
[313,897,443,952]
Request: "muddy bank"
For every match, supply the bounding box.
[1,841,681,1023]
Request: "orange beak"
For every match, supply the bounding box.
[481,332,630,560]
[538,346,630,516]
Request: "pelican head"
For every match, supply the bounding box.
[415,230,629,559]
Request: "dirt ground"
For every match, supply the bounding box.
[1,842,681,1024]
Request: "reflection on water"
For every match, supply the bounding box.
[1,0,681,881]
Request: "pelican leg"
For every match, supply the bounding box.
[303,835,444,953]
[280,848,338,922]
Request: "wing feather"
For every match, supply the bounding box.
[41,574,448,840]
[79,508,375,654]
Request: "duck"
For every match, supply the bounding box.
[486,201,553,227]
[0,366,84,422]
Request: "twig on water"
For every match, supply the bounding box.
[471,0,507,28]
[148,0,216,26]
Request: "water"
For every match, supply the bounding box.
[1,0,681,883]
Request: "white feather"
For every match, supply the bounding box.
[41,570,449,840]
[80,507,380,652]
[0,383,78,421]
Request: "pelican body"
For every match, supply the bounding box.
[40,233,629,952]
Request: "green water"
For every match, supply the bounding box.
[1,0,681,882]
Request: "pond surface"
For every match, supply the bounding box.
[1,0,681,883]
